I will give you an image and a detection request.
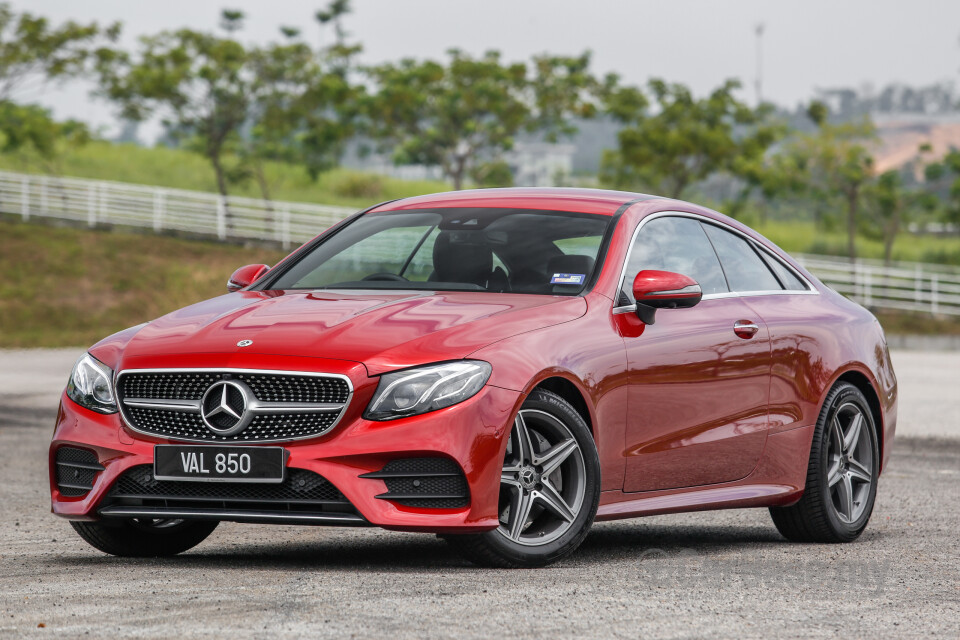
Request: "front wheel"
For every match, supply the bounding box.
[770,382,880,542]
[70,518,218,557]
[445,389,601,568]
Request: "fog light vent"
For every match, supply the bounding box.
[360,457,469,509]
[55,447,104,497]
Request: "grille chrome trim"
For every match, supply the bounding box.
[124,398,202,411]
[116,367,354,443]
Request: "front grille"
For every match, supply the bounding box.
[116,369,352,443]
[361,457,469,509]
[124,407,341,442]
[119,372,350,404]
[103,465,357,515]
[55,447,104,497]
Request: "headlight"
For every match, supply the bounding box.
[364,360,492,421]
[66,354,117,414]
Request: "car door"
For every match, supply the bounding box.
[615,214,773,492]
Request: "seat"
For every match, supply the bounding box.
[429,231,494,288]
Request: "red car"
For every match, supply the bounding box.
[51,188,897,567]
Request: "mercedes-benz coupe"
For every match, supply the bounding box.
[51,188,897,567]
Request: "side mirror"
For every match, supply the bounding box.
[631,270,702,325]
[227,264,270,292]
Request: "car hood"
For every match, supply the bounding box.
[118,289,587,375]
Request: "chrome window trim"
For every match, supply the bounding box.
[611,210,818,314]
[115,367,354,444]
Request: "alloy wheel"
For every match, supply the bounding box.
[826,402,874,523]
[497,409,587,546]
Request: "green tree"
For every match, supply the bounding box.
[0,2,119,101]
[0,3,115,163]
[96,13,253,200]
[0,101,88,167]
[785,102,876,261]
[864,167,935,266]
[366,49,598,190]
[600,79,780,200]
[242,14,363,201]
[924,148,960,235]
[365,50,529,190]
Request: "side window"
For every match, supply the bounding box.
[757,247,809,291]
[702,223,782,292]
[622,216,729,302]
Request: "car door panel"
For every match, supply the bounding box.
[619,298,771,492]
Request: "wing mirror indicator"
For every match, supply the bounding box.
[227,264,271,293]
[631,270,703,325]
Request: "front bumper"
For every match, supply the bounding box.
[50,381,521,533]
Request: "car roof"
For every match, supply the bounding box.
[371,187,657,216]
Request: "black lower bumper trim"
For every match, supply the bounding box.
[98,505,369,526]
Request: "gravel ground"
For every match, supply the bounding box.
[0,349,957,638]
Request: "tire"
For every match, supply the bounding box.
[444,388,601,568]
[70,518,218,557]
[770,382,879,543]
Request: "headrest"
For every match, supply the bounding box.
[432,231,493,286]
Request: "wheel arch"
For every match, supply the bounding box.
[529,375,595,437]
[832,368,885,467]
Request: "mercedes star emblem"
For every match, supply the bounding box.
[200,380,254,435]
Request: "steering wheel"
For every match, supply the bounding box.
[362,272,409,282]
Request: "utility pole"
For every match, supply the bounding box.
[755,23,765,105]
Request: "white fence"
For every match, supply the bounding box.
[0,170,355,249]
[795,254,960,316]
[2,168,960,316]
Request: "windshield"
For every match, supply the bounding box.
[267,208,613,295]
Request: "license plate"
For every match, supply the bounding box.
[154,445,286,483]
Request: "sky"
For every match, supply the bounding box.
[13,0,960,140]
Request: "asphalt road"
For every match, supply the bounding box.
[0,349,958,638]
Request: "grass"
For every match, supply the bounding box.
[873,310,960,336]
[753,221,960,266]
[0,141,450,208]
[0,219,287,348]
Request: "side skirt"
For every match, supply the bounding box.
[596,423,815,521]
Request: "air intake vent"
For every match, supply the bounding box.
[361,457,469,509]
[55,447,104,497]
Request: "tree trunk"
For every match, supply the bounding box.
[846,188,858,263]
[209,152,231,232]
[883,212,900,267]
[210,153,230,199]
[254,161,272,203]
[450,156,468,191]
[253,160,276,233]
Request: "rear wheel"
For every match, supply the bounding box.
[445,389,600,568]
[70,518,218,557]
[770,382,879,542]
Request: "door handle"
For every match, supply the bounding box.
[733,320,760,339]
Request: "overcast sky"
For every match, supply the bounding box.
[14,0,960,140]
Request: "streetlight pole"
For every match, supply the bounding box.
[755,23,765,105]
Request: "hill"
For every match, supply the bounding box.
[0,219,286,348]
[0,141,450,208]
